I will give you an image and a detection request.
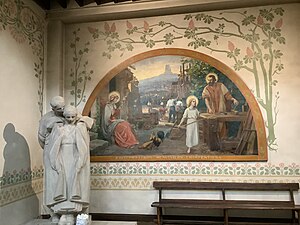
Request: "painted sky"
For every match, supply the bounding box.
[132,55,186,81]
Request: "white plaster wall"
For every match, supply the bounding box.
[275,4,300,163]
[47,1,300,215]
[90,189,299,215]
[0,32,42,172]
[0,193,43,225]
[0,1,46,224]
[0,0,45,175]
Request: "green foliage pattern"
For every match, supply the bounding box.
[87,8,286,150]
[0,0,45,115]
[69,28,93,107]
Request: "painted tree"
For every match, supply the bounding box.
[87,8,285,150]
[69,28,93,107]
[182,58,245,111]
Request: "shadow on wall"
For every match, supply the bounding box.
[2,123,39,220]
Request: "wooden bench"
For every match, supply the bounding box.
[151,181,300,225]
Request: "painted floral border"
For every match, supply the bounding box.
[1,163,299,188]
[0,178,43,206]
[1,163,299,206]
[91,162,300,176]
[0,166,43,188]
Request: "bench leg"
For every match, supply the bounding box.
[292,209,295,224]
[298,210,300,225]
[157,207,163,225]
[224,209,228,225]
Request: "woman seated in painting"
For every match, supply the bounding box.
[102,91,139,148]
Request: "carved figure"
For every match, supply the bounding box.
[38,96,65,223]
[50,105,93,225]
[40,103,93,225]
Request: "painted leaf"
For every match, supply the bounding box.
[144,21,149,31]
[104,22,110,32]
[126,21,133,29]
[246,47,254,57]
[110,23,116,32]
[275,18,283,28]
[228,41,235,52]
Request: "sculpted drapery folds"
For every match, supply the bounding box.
[39,98,93,225]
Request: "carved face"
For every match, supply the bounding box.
[52,103,64,116]
[64,113,77,124]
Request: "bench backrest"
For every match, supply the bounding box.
[153,181,299,191]
[153,181,299,203]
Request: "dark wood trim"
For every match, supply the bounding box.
[90,213,155,222]
[57,0,68,8]
[89,213,296,224]
[42,213,297,223]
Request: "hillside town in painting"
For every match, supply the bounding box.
[89,56,257,157]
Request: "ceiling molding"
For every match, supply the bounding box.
[46,0,300,23]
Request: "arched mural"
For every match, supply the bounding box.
[83,48,267,162]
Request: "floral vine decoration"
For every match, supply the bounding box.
[0,0,45,115]
[87,8,285,150]
[69,28,93,107]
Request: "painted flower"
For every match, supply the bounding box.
[104,22,110,32]
[126,21,133,29]
[246,47,254,57]
[228,41,235,52]
[257,15,264,25]
[9,26,26,44]
[275,18,283,28]
[20,8,34,30]
[143,21,149,31]
[188,19,195,30]
[88,26,97,34]
[110,23,116,32]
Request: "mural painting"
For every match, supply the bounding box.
[85,7,285,151]
[88,55,261,161]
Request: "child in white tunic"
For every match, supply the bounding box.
[178,95,200,153]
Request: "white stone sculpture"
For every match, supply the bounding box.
[39,101,93,225]
[38,96,65,223]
